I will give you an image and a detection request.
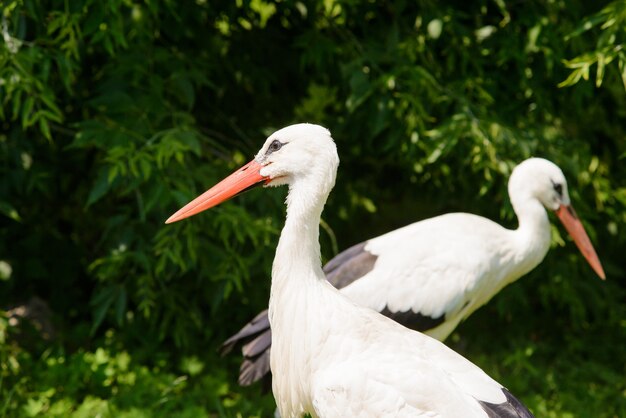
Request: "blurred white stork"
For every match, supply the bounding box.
[221,157,605,387]
[166,124,535,418]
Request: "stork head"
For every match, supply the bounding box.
[255,123,338,189]
[509,158,571,211]
[165,123,338,224]
[508,157,605,279]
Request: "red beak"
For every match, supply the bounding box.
[165,160,268,224]
[555,204,606,279]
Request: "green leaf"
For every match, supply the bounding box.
[90,287,116,335]
[86,168,112,207]
[0,201,21,222]
[558,69,584,88]
[39,118,52,141]
[40,93,64,121]
[21,97,35,129]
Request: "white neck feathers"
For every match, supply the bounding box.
[508,176,552,278]
[268,176,334,418]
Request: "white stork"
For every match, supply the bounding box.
[221,155,605,387]
[166,124,535,418]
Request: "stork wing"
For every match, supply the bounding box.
[309,310,534,418]
[335,213,511,337]
[323,237,459,332]
[219,310,272,387]
[413,324,535,418]
[311,370,434,418]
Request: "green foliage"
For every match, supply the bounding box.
[0,324,274,417]
[560,0,626,89]
[1,0,625,417]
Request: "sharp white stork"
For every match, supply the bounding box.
[221,154,605,387]
[166,123,535,418]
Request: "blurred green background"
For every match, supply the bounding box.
[1,0,625,417]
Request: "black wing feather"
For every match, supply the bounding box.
[479,388,535,418]
[221,309,270,354]
[238,331,272,387]
[323,241,378,289]
[380,306,445,332]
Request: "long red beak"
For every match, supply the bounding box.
[555,204,606,279]
[165,160,267,224]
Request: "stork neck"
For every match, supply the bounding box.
[268,178,331,416]
[273,179,328,289]
[510,193,551,269]
[511,192,549,230]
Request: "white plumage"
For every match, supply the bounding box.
[338,157,604,341]
[222,155,605,386]
[342,212,535,341]
[166,124,536,418]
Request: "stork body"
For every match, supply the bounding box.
[223,157,605,386]
[267,178,525,417]
[339,209,551,342]
[166,124,535,417]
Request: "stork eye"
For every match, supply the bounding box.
[552,182,563,196]
[267,139,283,154]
